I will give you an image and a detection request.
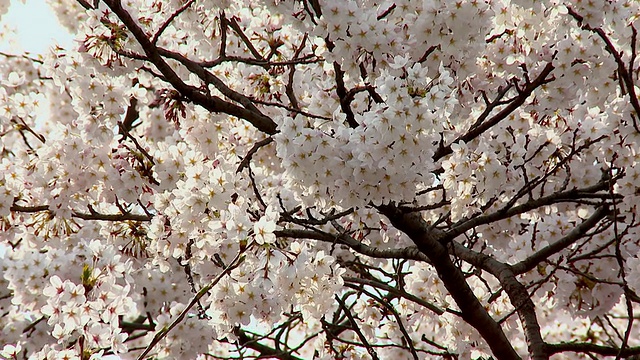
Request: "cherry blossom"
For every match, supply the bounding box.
[2,0,640,359]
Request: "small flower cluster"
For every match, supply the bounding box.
[2,239,134,357]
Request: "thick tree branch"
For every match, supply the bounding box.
[103,0,278,135]
[157,48,272,123]
[448,242,547,360]
[545,342,640,357]
[333,62,359,128]
[377,204,522,360]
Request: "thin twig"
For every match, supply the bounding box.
[237,137,273,173]
[152,0,196,44]
[136,251,245,360]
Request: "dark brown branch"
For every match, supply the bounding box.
[448,242,547,360]
[343,283,419,360]
[567,8,640,133]
[11,203,152,222]
[545,342,640,357]
[335,294,380,360]
[0,51,44,64]
[218,11,228,58]
[119,318,155,332]
[76,0,97,10]
[151,0,196,45]
[120,97,140,133]
[103,0,278,135]
[418,45,438,63]
[468,83,513,131]
[117,121,155,166]
[274,228,430,262]
[344,277,444,315]
[333,61,359,128]
[377,3,396,20]
[227,16,265,61]
[13,117,46,144]
[398,199,451,212]
[377,205,521,360]
[234,328,304,360]
[236,136,273,173]
[137,252,245,360]
[285,33,308,111]
[73,210,151,222]
[157,48,277,133]
[433,62,555,161]
[512,207,609,274]
[200,54,320,68]
[281,207,354,226]
[445,180,611,240]
[248,97,332,120]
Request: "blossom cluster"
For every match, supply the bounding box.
[275,61,456,209]
[2,239,133,358]
[2,0,640,359]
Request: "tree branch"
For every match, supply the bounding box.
[11,203,152,222]
[445,181,611,240]
[234,328,305,360]
[274,228,430,262]
[136,251,245,360]
[448,242,546,360]
[377,204,522,360]
[344,276,444,315]
[545,342,640,357]
[433,62,555,161]
[512,207,609,274]
[103,0,278,134]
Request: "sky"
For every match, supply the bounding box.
[0,1,72,258]
[0,5,120,358]
[0,0,74,56]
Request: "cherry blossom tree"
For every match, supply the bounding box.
[2,0,640,359]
